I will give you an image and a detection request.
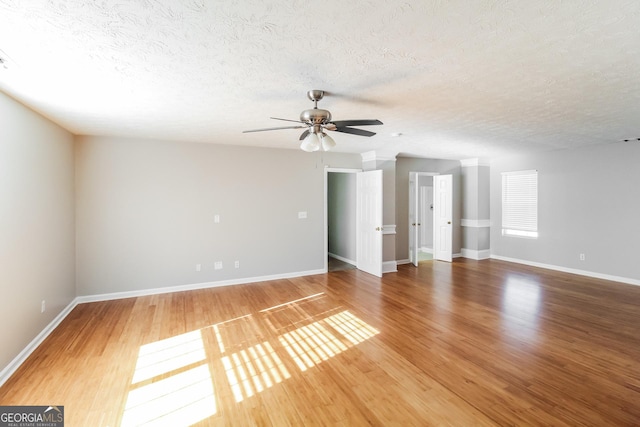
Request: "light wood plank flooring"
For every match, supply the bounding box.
[1,259,640,426]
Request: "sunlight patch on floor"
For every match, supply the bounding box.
[121,293,380,422]
[279,310,379,371]
[221,341,290,403]
[324,310,380,345]
[131,330,206,384]
[121,364,216,426]
[279,322,348,371]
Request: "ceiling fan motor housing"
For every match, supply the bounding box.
[300,108,331,125]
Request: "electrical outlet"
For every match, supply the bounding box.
[41,300,46,313]
[579,253,585,261]
[234,260,240,268]
[214,261,223,270]
[196,264,202,271]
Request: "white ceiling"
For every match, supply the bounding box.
[1,0,639,160]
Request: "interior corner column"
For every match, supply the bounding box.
[461,158,491,260]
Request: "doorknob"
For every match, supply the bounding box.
[412,223,416,226]
[376,227,381,231]
[447,221,451,224]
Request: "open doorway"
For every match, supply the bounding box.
[326,169,359,272]
[409,172,438,266]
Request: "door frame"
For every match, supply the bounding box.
[324,167,361,273]
[409,171,439,266]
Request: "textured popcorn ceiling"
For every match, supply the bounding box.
[1,0,639,159]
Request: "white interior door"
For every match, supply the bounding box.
[409,172,419,266]
[356,170,383,277]
[433,174,453,262]
[420,186,434,251]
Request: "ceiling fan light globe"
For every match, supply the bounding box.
[300,132,320,152]
[320,133,336,151]
[299,139,315,152]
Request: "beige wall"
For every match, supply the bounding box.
[490,141,640,282]
[0,92,76,372]
[75,136,362,296]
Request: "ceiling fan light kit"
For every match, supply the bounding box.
[300,131,337,152]
[300,132,320,152]
[320,132,336,151]
[244,90,382,152]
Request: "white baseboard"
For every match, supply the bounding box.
[383,261,398,274]
[328,253,356,266]
[491,255,640,287]
[461,248,491,260]
[77,268,327,304]
[0,298,80,388]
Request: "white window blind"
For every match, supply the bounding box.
[501,170,538,238]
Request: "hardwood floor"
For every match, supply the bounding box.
[327,256,356,272]
[1,259,639,426]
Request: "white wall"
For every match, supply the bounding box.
[0,92,76,372]
[75,136,362,296]
[490,141,640,283]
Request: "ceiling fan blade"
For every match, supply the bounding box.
[331,119,383,127]
[334,126,377,137]
[299,129,310,140]
[270,117,304,124]
[243,125,307,133]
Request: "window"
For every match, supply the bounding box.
[501,170,538,238]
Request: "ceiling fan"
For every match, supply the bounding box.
[243,90,383,152]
